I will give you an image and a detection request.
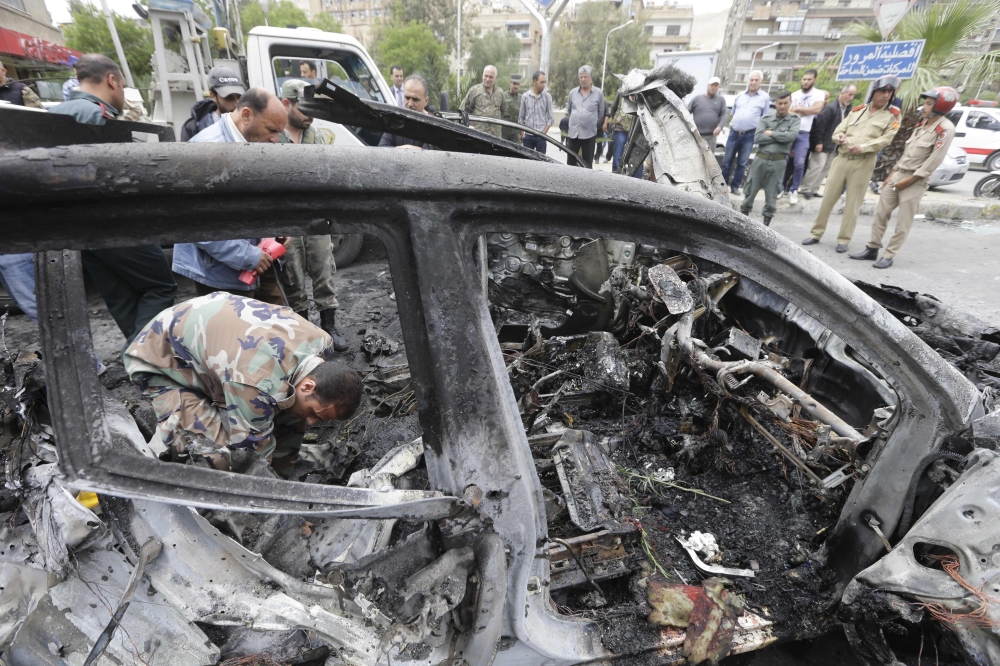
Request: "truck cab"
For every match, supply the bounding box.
[245,26,393,146]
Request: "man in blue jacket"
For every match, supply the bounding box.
[49,54,178,345]
[177,88,288,298]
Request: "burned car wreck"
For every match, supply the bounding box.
[0,69,997,666]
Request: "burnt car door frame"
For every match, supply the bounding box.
[0,143,979,659]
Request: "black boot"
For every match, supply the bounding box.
[849,247,878,261]
[295,309,310,321]
[763,216,772,226]
[320,309,348,352]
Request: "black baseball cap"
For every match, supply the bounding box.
[208,66,245,97]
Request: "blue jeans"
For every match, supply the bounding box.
[523,134,547,154]
[611,130,643,178]
[721,130,755,189]
[788,131,810,192]
[0,253,37,322]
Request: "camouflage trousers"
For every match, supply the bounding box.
[284,235,339,313]
[142,375,306,465]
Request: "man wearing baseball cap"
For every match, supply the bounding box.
[180,66,246,141]
[276,79,348,351]
[687,76,726,152]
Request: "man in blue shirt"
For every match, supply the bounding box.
[720,70,770,194]
[49,54,178,344]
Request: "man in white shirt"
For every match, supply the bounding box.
[784,69,826,204]
[390,65,405,107]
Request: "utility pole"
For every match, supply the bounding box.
[517,0,572,75]
[457,0,462,102]
[99,0,135,88]
[601,19,633,91]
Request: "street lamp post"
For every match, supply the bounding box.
[602,20,634,90]
[751,42,780,95]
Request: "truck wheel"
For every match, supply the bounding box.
[331,233,363,269]
[987,152,1000,173]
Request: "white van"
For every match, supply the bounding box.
[945,105,1000,171]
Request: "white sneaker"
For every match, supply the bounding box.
[777,191,785,200]
[789,191,799,205]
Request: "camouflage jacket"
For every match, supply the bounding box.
[501,90,522,142]
[462,83,506,137]
[124,293,333,454]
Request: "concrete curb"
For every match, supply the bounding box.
[736,192,1000,222]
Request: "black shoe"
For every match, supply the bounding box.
[730,187,740,195]
[802,237,819,246]
[849,247,878,260]
[873,257,893,269]
[836,244,849,253]
[813,192,822,198]
[800,192,813,199]
[320,309,348,352]
[763,216,772,226]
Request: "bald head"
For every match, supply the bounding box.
[482,65,497,91]
[231,87,287,143]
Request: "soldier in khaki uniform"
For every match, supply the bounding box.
[276,80,348,351]
[124,293,362,475]
[850,87,958,269]
[501,73,523,143]
[803,75,901,253]
[462,65,507,137]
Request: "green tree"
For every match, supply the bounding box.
[63,0,155,80]
[239,0,311,40]
[376,21,450,102]
[373,0,477,57]
[549,2,651,106]
[310,11,344,33]
[465,31,522,90]
[848,0,999,179]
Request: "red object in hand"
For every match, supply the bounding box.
[238,238,287,285]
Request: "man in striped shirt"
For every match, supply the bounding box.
[519,70,554,153]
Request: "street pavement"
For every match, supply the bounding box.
[539,135,999,323]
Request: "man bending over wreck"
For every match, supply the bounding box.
[123,293,362,475]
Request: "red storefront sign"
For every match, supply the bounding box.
[0,27,82,67]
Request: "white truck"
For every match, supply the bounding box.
[653,49,718,103]
[149,6,393,265]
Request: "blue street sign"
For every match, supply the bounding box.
[836,39,925,80]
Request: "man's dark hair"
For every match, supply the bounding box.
[390,65,403,75]
[803,69,818,78]
[299,60,318,74]
[532,70,545,81]
[776,90,792,100]
[307,362,363,414]
[404,74,428,97]
[236,87,268,113]
[75,54,122,84]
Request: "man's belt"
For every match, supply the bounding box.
[842,152,875,160]
[731,128,754,135]
[755,152,787,161]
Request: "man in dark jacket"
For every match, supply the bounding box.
[180,66,246,141]
[49,54,178,345]
[0,60,43,108]
[378,75,433,149]
[800,84,856,199]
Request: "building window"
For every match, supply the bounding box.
[665,24,681,35]
[757,27,769,34]
[775,16,803,35]
[837,0,849,6]
[803,17,830,34]
[813,0,824,5]
[775,51,789,60]
[645,25,654,34]
[0,0,27,11]
[824,51,837,59]
[799,51,816,61]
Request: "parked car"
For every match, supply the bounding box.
[927,144,970,188]
[945,105,1000,171]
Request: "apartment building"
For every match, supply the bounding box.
[467,2,543,78]
[716,0,874,97]
[642,0,693,64]
[308,0,389,45]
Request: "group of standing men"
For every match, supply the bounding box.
[709,67,956,268]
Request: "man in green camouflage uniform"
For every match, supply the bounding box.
[124,293,362,474]
[741,90,800,226]
[277,79,347,351]
[501,73,523,143]
[462,65,506,137]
